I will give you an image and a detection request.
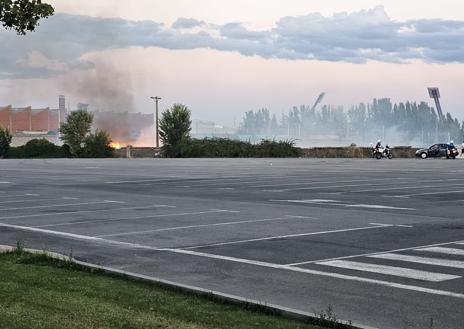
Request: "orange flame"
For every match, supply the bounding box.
[110,142,122,149]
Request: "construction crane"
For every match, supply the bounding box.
[311,92,326,112]
[428,87,445,122]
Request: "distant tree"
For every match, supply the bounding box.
[83,129,113,158]
[0,0,54,34]
[0,127,12,158]
[59,110,94,156]
[159,104,192,157]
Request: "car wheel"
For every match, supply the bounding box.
[420,153,427,159]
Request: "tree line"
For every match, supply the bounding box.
[238,99,464,146]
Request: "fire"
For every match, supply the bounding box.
[110,142,122,149]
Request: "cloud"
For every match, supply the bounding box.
[2,6,464,79]
[172,17,205,29]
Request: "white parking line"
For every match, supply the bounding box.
[271,199,415,211]
[185,224,394,250]
[264,183,385,193]
[0,200,123,211]
[0,198,64,205]
[316,260,460,282]
[368,223,413,228]
[3,219,464,299]
[95,215,317,238]
[0,222,163,250]
[417,247,464,256]
[0,204,175,220]
[287,240,464,266]
[164,248,464,299]
[346,204,415,211]
[370,254,464,269]
[389,190,464,198]
[251,177,412,189]
[35,209,240,228]
[349,183,464,194]
[0,193,40,198]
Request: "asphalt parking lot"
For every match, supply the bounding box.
[1,158,464,329]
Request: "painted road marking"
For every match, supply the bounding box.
[250,177,412,189]
[390,190,464,198]
[0,198,65,205]
[272,199,415,211]
[0,200,123,211]
[95,215,317,238]
[0,204,176,221]
[370,254,464,269]
[35,209,240,228]
[264,183,386,193]
[2,221,464,300]
[346,204,415,210]
[0,193,40,198]
[0,222,163,250]
[185,224,394,249]
[349,183,464,194]
[417,247,464,256]
[165,248,464,299]
[262,178,461,193]
[287,240,464,266]
[316,260,460,282]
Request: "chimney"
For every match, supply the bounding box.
[59,95,66,111]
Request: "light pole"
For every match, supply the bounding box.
[150,96,161,148]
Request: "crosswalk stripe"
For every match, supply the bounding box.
[369,254,464,269]
[316,260,459,282]
[417,247,464,256]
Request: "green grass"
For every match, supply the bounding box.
[0,250,345,329]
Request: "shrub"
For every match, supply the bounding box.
[174,138,299,158]
[0,127,12,158]
[7,139,70,158]
[23,139,62,158]
[82,130,114,158]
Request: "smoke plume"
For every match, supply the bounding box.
[60,60,134,112]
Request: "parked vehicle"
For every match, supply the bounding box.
[416,144,457,159]
[372,145,393,160]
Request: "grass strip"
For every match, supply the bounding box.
[0,249,354,329]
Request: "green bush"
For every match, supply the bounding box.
[0,127,12,158]
[168,138,299,158]
[7,139,70,158]
[82,130,114,158]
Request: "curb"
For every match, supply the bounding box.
[0,245,377,329]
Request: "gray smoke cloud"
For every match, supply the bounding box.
[59,61,134,112]
[1,6,464,81]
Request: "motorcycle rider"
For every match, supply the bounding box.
[448,141,456,156]
[375,140,382,150]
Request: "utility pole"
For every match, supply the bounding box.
[150,96,162,148]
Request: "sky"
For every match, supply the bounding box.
[2,0,464,125]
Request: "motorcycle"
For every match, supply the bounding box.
[372,145,393,160]
[447,146,459,159]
